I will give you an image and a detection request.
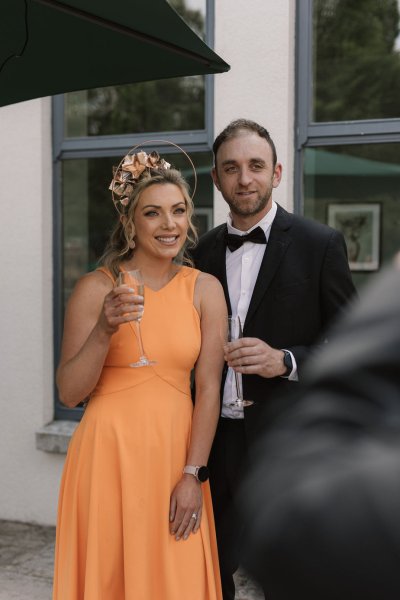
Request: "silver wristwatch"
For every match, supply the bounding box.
[183,465,210,483]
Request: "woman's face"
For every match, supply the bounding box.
[132,182,189,260]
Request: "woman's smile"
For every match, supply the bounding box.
[156,234,180,245]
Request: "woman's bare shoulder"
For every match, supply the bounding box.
[69,269,114,305]
[195,271,224,293]
[194,271,226,319]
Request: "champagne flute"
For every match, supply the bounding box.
[117,270,156,367]
[224,316,253,407]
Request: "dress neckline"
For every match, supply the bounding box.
[119,265,185,293]
[145,268,182,293]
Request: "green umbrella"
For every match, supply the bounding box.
[0,0,230,107]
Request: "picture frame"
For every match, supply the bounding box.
[327,203,381,271]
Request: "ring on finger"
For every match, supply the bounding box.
[191,513,198,521]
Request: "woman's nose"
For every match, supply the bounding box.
[162,214,175,229]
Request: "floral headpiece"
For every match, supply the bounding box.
[109,150,171,212]
[109,140,197,215]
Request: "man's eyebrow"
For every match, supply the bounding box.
[220,158,266,166]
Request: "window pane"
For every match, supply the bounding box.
[62,151,213,307]
[64,0,207,137]
[304,144,400,289]
[313,0,400,122]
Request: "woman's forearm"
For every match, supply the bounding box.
[56,323,112,407]
[185,385,220,466]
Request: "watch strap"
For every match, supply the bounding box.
[183,465,199,478]
[183,464,209,482]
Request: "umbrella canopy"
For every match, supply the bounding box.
[0,0,230,107]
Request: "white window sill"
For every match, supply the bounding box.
[36,420,78,454]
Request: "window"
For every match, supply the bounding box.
[296,0,400,290]
[64,76,206,137]
[63,0,208,138]
[312,0,400,122]
[54,0,214,420]
[304,143,400,288]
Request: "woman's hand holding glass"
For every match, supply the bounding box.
[117,270,156,367]
[99,278,144,337]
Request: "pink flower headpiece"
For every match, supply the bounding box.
[109,150,171,212]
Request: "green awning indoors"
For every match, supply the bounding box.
[0,0,230,107]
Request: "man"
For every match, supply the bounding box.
[191,119,356,599]
[238,255,400,600]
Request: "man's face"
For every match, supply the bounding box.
[212,131,282,221]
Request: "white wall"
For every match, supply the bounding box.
[213,0,296,225]
[0,98,63,524]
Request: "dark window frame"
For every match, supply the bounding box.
[53,0,215,420]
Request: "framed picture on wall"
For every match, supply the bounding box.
[327,203,381,271]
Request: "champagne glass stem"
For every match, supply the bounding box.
[234,371,242,403]
[228,315,253,407]
[135,320,147,362]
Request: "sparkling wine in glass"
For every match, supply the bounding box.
[225,316,253,407]
[118,270,156,368]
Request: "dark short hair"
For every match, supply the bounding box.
[213,119,277,166]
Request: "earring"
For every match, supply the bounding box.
[128,239,136,249]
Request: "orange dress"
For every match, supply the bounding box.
[53,266,222,600]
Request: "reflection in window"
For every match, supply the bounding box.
[64,0,207,136]
[313,0,400,122]
[304,144,400,288]
[62,151,213,308]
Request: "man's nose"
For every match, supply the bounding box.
[238,168,252,186]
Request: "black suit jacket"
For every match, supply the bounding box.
[192,204,356,437]
[238,261,400,600]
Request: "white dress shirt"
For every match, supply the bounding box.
[222,201,297,419]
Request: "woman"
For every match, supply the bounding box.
[53,151,226,599]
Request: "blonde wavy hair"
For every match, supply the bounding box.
[99,168,198,279]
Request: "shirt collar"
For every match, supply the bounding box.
[227,200,278,235]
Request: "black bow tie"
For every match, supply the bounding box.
[225,226,267,252]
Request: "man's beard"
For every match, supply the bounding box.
[225,186,272,218]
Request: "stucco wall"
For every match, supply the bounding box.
[0,98,63,524]
[213,0,295,224]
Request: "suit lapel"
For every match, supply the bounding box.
[211,226,232,315]
[244,205,293,328]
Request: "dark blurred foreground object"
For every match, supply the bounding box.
[239,255,400,600]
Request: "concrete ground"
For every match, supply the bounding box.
[0,519,263,599]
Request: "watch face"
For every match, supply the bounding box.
[197,466,209,483]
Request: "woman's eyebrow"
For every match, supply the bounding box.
[141,201,186,209]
